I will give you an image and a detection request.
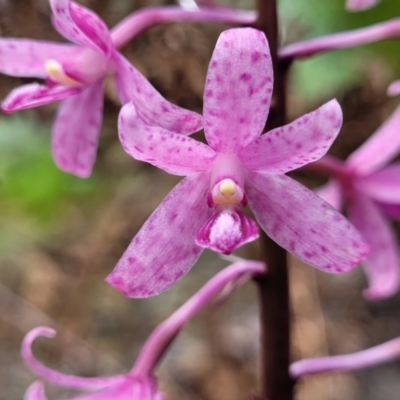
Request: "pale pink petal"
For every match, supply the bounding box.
[347,104,400,175]
[50,0,112,55]
[113,53,203,134]
[387,80,400,97]
[239,99,342,174]
[378,203,400,221]
[106,173,212,298]
[119,103,215,176]
[347,191,400,300]
[195,208,259,254]
[0,39,78,78]
[203,28,273,152]
[315,180,344,211]
[246,172,369,273]
[346,0,380,11]
[24,381,48,400]
[357,163,400,204]
[1,83,82,113]
[52,80,104,178]
[22,327,125,389]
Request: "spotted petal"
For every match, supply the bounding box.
[0,39,78,78]
[246,172,369,273]
[348,191,400,300]
[50,0,112,56]
[52,80,104,178]
[1,83,82,113]
[203,28,273,152]
[113,53,203,134]
[106,173,212,298]
[239,99,342,174]
[119,103,215,176]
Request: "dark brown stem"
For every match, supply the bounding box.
[254,1,294,400]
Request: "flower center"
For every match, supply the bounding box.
[212,178,244,205]
[45,60,81,87]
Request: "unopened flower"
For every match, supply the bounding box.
[106,27,368,298]
[22,261,265,400]
[314,105,400,300]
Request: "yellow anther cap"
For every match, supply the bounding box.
[219,179,236,197]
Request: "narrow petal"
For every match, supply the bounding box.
[113,53,203,134]
[346,0,380,11]
[106,173,212,298]
[50,0,112,56]
[24,381,48,400]
[1,83,82,113]
[246,172,369,273]
[356,163,400,204]
[203,28,273,152]
[291,337,400,378]
[347,104,400,175]
[347,191,400,300]
[239,99,342,174]
[119,103,215,176]
[52,80,104,178]
[0,39,78,78]
[314,180,344,211]
[22,327,125,389]
[195,208,259,254]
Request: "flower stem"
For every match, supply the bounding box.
[255,1,294,400]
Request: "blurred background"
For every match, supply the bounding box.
[1,0,400,399]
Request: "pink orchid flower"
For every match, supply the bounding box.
[346,0,380,11]
[314,104,400,300]
[106,27,369,298]
[1,1,235,178]
[22,261,265,400]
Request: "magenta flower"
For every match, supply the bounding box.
[315,105,400,300]
[106,27,368,298]
[22,261,264,400]
[346,0,380,11]
[0,0,203,177]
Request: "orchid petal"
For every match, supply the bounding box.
[239,99,342,174]
[119,103,215,176]
[106,173,211,298]
[357,163,400,204]
[378,203,400,221]
[347,191,400,300]
[346,0,380,11]
[0,39,78,78]
[203,28,273,152]
[246,172,369,273]
[52,80,104,178]
[315,180,344,211]
[195,208,259,254]
[1,83,82,113]
[113,53,203,134]
[50,0,112,56]
[22,327,125,389]
[24,381,48,400]
[387,80,400,97]
[347,104,400,175]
